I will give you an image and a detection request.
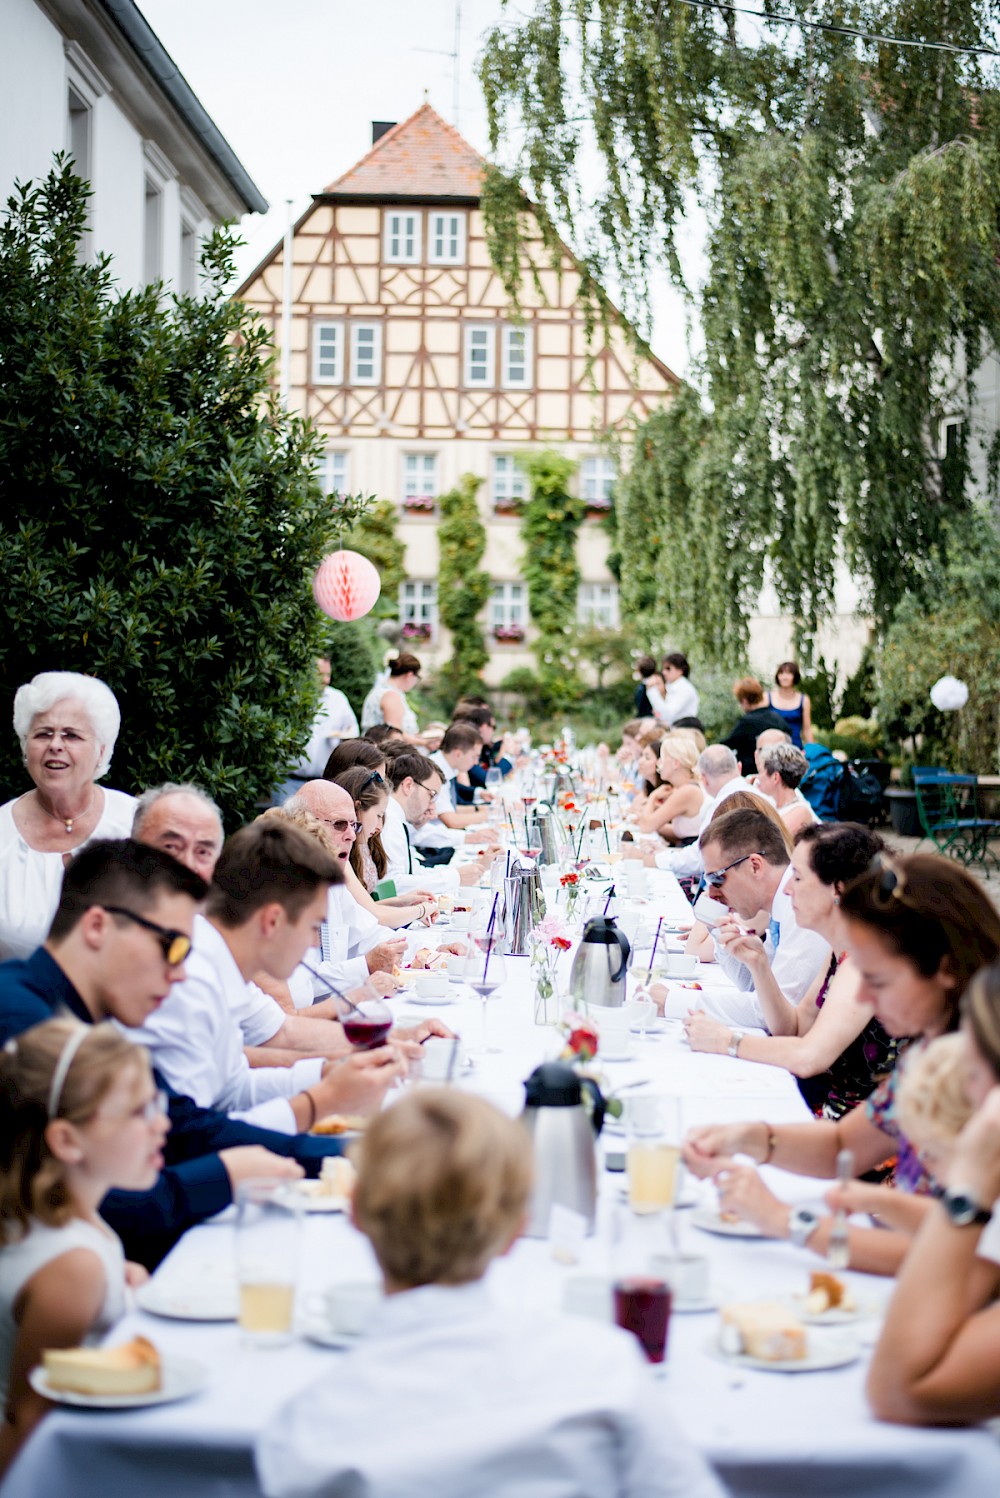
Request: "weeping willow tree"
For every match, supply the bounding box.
[480,2,1000,651]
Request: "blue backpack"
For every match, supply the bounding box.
[800,744,883,825]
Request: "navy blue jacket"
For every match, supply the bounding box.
[0,947,344,1268]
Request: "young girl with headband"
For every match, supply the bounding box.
[0,1020,168,1474]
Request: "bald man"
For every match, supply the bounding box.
[284,780,405,1003]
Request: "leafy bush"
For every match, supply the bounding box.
[838,643,878,721]
[0,164,337,822]
[875,512,1000,774]
[797,658,837,730]
[322,619,379,719]
[437,474,490,695]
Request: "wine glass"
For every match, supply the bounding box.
[337,981,393,1051]
[463,942,506,1056]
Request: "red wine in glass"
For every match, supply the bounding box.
[613,1277,671,1363]
[343,1014,392,1050]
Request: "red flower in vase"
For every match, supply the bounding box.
[566,1023,600,1061]
[551,936,572,951]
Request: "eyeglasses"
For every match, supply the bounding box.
[319,818,362,835]
[103,907,192,965]
[703,852,759,889]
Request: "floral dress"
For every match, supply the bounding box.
[796,954,904,1123]
[862,1044,935,1194]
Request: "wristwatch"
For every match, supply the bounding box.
[788,1205,821,1248]
[728,1030,744,1059]
[940,1188,993,1228]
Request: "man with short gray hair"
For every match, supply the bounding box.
[133,783,225,883]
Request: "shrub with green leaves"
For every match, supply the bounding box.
[437,474,490,696]
[0,163,338,823]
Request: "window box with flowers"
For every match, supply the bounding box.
[584,495,613,518]
[402,494,436,515]
[493,495,523,516]
[492,623,525,644]
[401,620,432,642]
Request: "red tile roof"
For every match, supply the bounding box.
[322,103,485,201]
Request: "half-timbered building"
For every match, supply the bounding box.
[237,104,677,677]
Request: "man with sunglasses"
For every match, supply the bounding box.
[0,838,353,1268]
[695,808,830,1032]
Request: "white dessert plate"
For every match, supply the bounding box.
[690,1208,769,1239]
[791,1294,874,1326]
[136,1282,238,1322]
[300,1318,364,1351]
[672,1290,721,1315]
[279,1181,350,1214]
[706,1330,860,1373]
[406,991,457,1006]
[30,1355,208,1408]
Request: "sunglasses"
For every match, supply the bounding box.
[869,855,913,909]
[104,906,192,965]
[360,772,385,792]
[703,852,759,889]
[319,818,363,835]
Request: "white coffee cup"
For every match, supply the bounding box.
[562,1273,613,1323]
[651,1251,710,1306]
[692,891,727,927]
[450,910,471,931]
[316,1280,382,1337]
[419,1035,460,1082]
[414,972,449,998]
[663,954,698,979]
[623,995,656,1032]
[443,952,466,980]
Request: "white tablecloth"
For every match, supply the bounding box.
[6,874,1000,1497]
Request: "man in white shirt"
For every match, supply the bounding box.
[131,820,404,1132]
[625,745,749,879]
[276,658,360,801]
[645,651,701,726]
[382,753,491,894]
[694,807,830,1032]
[256,1089,723,1498]
[429,722,494,832]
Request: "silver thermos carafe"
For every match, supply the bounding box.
[521,1061,605,1236]
[568,915,631,1009]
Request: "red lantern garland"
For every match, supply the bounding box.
[312,550,381,622]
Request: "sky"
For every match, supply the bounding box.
[138,0,702,378]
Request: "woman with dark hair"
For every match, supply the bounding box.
[360,654,441,748]
[766,660,813,747]
[685,823,900,1119]
[682,853,1000,1274]
[322,739,386,782]
[334,766,437,929]
[867,961,1000,1424]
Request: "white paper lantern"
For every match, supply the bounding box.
[929,675,969,712]
[312,550,381,622]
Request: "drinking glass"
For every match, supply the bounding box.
[236,1179,301,1347]
[337,979,393,1051]
[626,1096,681,1216]
[613,1277,671,1363]
[463,942,506,1056]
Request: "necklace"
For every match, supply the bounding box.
[36,786,95,836]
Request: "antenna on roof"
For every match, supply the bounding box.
[411,0,461,123]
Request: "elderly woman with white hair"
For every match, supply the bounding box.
[0,671,136,959]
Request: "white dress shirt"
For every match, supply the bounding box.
[654,775,750,878]
[255,1279,724,1498]
[293,883,386,1001]
[128,915,323,1133]
[294,688,359,777]
[382,795,460,893]
[647,676,700,726]
[706,863,831,1030]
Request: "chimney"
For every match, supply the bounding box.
[372,121,396,145]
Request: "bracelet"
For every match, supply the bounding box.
[301,1089,317,1130]
[760,1121,776,1163]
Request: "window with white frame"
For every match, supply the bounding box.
[580,455,617,508]
[399,581,438,636]
[491,454,527,510]
[940,415,964,460]
[428,212,466,264]
[402,453,438,510]
[317,449,349,498]
[313,322,344,384]
[464,325,495,387]
[501,325,533,388]
[67,84,92,182]
[490,582,527,630]
[384,211,421,263]
[143,178,162,285]
[577,582,620,629]
[179,222,198,296]
[350,323,382,385]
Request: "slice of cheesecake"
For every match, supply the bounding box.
[719,1302,808,1362]
[42,1335,161,1396]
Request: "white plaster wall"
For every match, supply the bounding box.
[91,96,144,287]
[0,0,66,197]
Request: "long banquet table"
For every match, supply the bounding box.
[5,872,1000,1498]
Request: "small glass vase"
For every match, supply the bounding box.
[533,971,559,1026]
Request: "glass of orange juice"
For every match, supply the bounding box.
[626,1097,681,1216]
[236,1180,302,1347]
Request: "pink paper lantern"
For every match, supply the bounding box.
[312,549,382,622]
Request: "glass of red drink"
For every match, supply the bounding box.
[613,1276,671,1363]
[339,985,393,1050]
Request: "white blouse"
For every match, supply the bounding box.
[0,1216,126,1410]
[0,788,137,960]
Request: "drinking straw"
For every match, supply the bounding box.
[574,818,587,858]
[603,883,615,915]
[486,891,499,933]
[601,818,611,853]
[649,916,663,974]
[523,812,531,851]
